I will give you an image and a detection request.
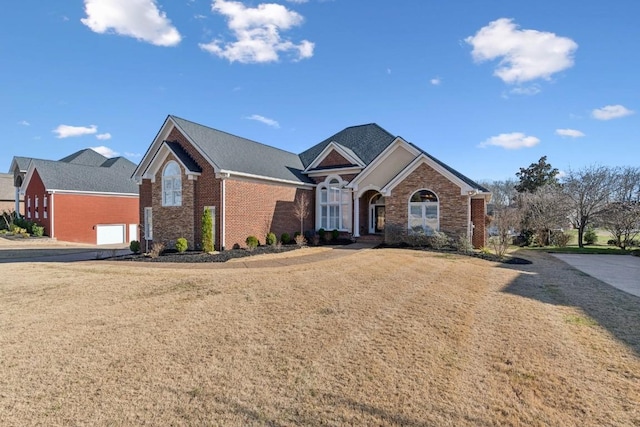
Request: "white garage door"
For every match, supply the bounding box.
[97,225,125,245]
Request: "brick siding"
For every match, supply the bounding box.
[471,198,487,248]
[317,150,352,168]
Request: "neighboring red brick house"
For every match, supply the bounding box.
[133,115,491,251]
[10,149,139,245]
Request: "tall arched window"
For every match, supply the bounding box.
[162,161,182,206]
[409,189,439,233]
[318,177,351,231]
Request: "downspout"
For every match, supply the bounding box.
[50,191,55,239]
[221,176,227,251]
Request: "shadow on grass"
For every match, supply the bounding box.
[499,249,640,356]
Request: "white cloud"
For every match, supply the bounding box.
[591,104,634,120]
[245,114,280,128]
[96,132,112,140]
[81,0,181,47]
[555,128,585,138]
[199,0,314,63]
[479,132,540,150]
[18,120,30,126]
[430,77,441,86]
[286,0,308,3]
[52,124,98,139]
[509,84,541,96]
[466,18,577,84]
[90,146,120,158]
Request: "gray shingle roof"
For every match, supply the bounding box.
[11,156,31,173]
[30,158,138,194]
[299,123,396,168]
[170,116,310,183]
[59,149,108,166]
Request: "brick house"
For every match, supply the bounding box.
[0,173,23,214]
[134,116,491,251]
[9,149,139,245]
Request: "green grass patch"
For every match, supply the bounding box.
[564,314,598,327]
[533,246,632,255]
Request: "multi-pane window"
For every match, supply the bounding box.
[35,196,39,219]
[27,196,31,219]
[162,161,182,206]
[43,196,48,219]
[318,178,351,231]
[409,190,439,234]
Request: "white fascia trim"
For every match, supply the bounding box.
[133,116,219,181]
[217,169,315,188]
[381,154,475,196]
[305,166,362,177]
[304,141,366,172]
[140,143,201,183]
[347,137,420,190]
[47,189,139,197]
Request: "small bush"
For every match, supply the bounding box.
[304,230,318,245]
[175,237,188,253]
[149,242,165,258]
[551,231,571,247]
[294,233,307,247]
[31,225,44,237]
[293,231,301,240]
[280,232,291,244]
[246,235,259,250]
[129,240,141,253]
[318,228,326,242]
[331,229,339,241]
[584,227,598,245]
[202,209,214,253]
[266,232,277,246]
[428,231,451,250]
[454,234,473,253]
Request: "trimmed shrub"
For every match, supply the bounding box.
[129,240,141,253]
[280,232,291,244]
[584,227,598,245]
[202,208,214,253]
[246,235,259,250]
[31,225,44,237]
[454,234,473,253]
[175,237,188,253]
[331,229,339,241]
[266,232,277,246]
[428,230,450,250]
[551,231,571,247]
[318,228,326,242]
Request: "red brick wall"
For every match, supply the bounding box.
[139,179,152,249]
[471,198,487,248]
[385,163,469,240]
[24,170,50,234]
[317,150,351,168]
[52,193,138,244]
[225,179,314,248]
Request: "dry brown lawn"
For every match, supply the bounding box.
[0,247,638,426]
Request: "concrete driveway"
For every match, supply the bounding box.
[551,253,640,297]
[0,237,131,263]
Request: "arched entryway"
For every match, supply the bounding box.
[369,193,385,234]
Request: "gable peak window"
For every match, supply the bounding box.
[409,189,439,234]
[162,161,182,207]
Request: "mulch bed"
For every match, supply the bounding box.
[375,243,532,265]
[117,245,301,263]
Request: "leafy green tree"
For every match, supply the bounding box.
[202,208,214,252]
[515,156,559,193]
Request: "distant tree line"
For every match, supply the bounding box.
[482,156,640,251]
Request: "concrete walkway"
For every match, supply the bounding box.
[551,253,640,297]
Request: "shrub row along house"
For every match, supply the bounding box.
[9,149,139,245]
[133,115,490,251]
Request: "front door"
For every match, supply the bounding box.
[375,206,385,233]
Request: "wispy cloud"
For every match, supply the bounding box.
[52,124,98,139]
[199,0,314,63]
[509,84,541,96]
[430,77,441,86]
[555,128,585,138]
[591,104,634,120]
[285,0,308,3]
[96,132,112,140]
[90,145,119,158]
[81,0,181,47]
[479,132,540,149]
[17,120,30,126]
[245,114,280,128]
[466,18,577,84]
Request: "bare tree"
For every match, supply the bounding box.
[482,180,520,255]
[520,184,571,246]
[600,166,640,249]
[562,165,617,248]
[293,193,310,235]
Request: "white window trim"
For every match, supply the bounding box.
[408,189,440,234]
[316,174,352,232]
[162,161,182,207]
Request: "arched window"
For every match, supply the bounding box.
[408,189,439,234]
[162,161,182,206]
[318,176,351,231]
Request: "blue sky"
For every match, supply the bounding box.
[3,0,638,182]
